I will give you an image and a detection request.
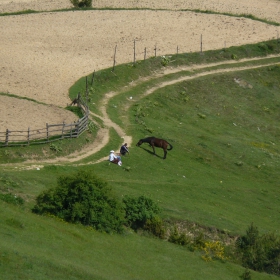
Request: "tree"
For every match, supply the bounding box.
[32,170,124,233]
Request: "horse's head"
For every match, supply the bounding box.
[136,139,143,146]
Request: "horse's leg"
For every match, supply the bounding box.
[152,144,156,155]
[163,148,167,159]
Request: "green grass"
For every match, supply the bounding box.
[0,128,98,164]
[113,62,280,234]
[1,201,278,280]
[1,40,280,279]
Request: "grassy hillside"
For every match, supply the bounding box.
[1,39,280,279]
[3,200,278,280]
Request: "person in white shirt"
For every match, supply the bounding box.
[109,150,122,165]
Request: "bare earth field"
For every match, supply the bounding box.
[0,0,280,131]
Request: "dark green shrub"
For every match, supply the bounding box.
[122,195,161,230]
[258,43,268,51]
[70,0,92,8]
[236,223,280,276]
[168,226,190,246]
[0,193,24,205]
[267,43,274,51]
[239,269,252,280]
[193,232,206,249]
[236,223,259,249]
[32,170,124,233]
[144,216,166,239]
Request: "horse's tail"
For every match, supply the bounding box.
[167,142,173,150]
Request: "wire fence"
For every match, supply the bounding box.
[111,32,280,70]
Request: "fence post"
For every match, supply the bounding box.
[46,123,49,142]
[277,31,279,53]
[200,34,203,54]
[177,45,179,54]
[27,127,30,145]
[154,45,157,57]
[86,85,89,104]
[91,70,95,85]
[75,120,79,137]
[112,45,117,71]
[61,122,65,139]
[70,123,73,138]
[133,39,136,65]
[5,129,9,146]
[77,92,81,107]
[144,47,146,60]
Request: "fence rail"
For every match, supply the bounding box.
[0,93,89,147]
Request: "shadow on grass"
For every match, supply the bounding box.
[138,146,164,159]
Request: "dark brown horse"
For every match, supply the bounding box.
[136,137,173,159]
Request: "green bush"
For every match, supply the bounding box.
[0,193,24,205]
[122,195,161,230]
[144,216,166,239]
[168,226,190,246]
[70,0,92,8]
[236,223,280,275]
[258,43,268,51]
[239,269,252,280]
[32,171,124,233]
[160,55,171,67]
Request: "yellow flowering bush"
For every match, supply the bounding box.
[201,241,227,262]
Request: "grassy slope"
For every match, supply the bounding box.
[1,40,280,279]
[1,201,278,280]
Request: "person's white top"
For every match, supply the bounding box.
[109,152,117,161]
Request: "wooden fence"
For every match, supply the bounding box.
[0,93,89,147]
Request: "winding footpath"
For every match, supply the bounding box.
[2,54,280,170]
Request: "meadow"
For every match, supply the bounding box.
[1,38,280,279]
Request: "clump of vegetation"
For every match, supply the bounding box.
[161,55,171,67]
[88,120,99,134]
[70,0,92,8]
[49,143,62,153]
[168,225,191,245]
[0,193,24,205]
[235,223,280,275]
[122,195,161,230]
[32,171,124,233]
[144,216,166,239]
[239,269,252,280]
[66,105,84,118]
[201,241,227,262]
[0,176,20,189]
